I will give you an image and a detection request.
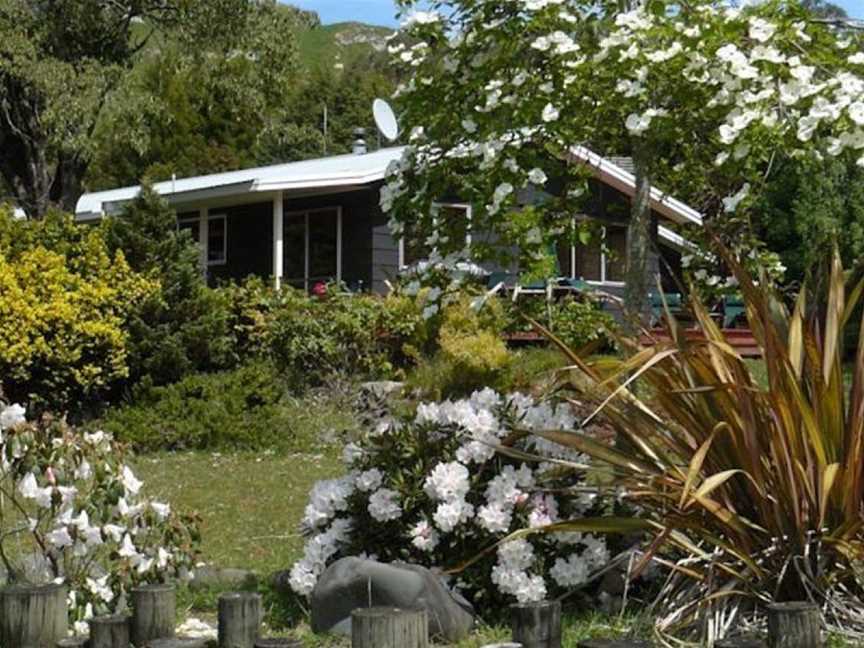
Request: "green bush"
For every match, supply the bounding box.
[0,207,158,412]
[504,295,615,350]
[96,360,355,451]
[102,184,240,386]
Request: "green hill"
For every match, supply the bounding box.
[295,21,396,70]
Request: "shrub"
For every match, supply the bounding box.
[537,248,864,643]
[102,185,239,385]
[0,209,158,412]
[0,400,199,633]
[505,295,615,351]
[95,361,353,452]
[290,389,621,609]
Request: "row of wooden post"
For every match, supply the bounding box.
[0,583,824,648]
[0,583,300,648]
[352,600,824,648]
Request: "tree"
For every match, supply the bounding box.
[0,0,299,217]
[383,0,864,320]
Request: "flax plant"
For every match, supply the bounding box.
[526,249,864,645]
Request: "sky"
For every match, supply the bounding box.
[287,0,864,27]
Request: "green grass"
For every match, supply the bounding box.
[133,450,343,577]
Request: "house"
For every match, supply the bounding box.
[75,146,701,296]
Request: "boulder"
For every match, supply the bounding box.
[310,557,474,642]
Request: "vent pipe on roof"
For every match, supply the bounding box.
[352,127,367,155]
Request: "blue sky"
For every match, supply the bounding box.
[287,0,863,27]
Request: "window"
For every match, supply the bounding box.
[207,215,227,266]
[283,207,342,291]
[177,212,227,266]
[399,203,472,268]
[559,221,627,285]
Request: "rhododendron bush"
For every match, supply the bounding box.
[290,389,620,605]
[0,400,199,634]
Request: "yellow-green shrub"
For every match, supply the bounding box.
[0,220,158,411]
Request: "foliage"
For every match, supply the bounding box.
[96,361,353,453]
[290,388,617,609]
[0,207,157,412]
[532,248,864,643]
[102,185,238,386]
[384,0,864,317]
[0,401,199,633]
[505,295,616,351]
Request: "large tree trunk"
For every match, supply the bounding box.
[623,141,653,326]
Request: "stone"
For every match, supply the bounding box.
[358,381,404,399]
[310,557,474,643]
[146,639,211,648]
[189,566,258,592]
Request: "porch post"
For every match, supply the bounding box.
[198,207,208,278]
[272,192,284,290]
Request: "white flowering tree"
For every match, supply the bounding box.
[383,0,864,319]
[0,400,198,634]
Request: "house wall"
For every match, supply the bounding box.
[208,201,273,284]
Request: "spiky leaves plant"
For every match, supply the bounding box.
[525,249,864,645]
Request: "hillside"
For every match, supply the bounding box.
[295,21,396,70]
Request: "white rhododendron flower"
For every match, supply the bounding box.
[368,488,403,522]
[0,403,25,429]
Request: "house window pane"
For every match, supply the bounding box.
[556,240,573,278]
[308,209,338,283]
[439,204,469,248]
[605,226,627,282]
[284,213,306,287]
[575,240,602,281]
[207,216,227,264]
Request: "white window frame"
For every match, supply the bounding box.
[398,202,472,269]
[565,221,626,288]
[283,206,342,291]
[206,213,228,266]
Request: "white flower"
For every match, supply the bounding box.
[368,488,402,522]
[18,473,52,508]
[0,403,26,429]
[176,617,217,639]
[86,575,114,604]
[478,503,512,533]
[722,183,751,213]
[120,466,143,496]
[550,554,589,587]
[303,476,355,529]
[356,469,383,492]
[462,118,478,134]
[849,103,864,126]
[527,168,547,185]
[425,462,471,501]
[342,442,365,466]
[433,499,473,532]
[748,17,776,43]
[410,519,440,552]
[47,527,73,548]
[849,53,864,65]
[151,501,171,520]
[541,103,560,122]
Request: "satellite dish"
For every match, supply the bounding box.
[373,98,400,142]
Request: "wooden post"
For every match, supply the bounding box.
[88,614,131,648]
[0,583,68,648]
[218,592,262,648]
[716,638,766,648]
[253,640,303,648]
[56,639,89,648]
[350,606,428,648]
[511,600,562,648]
[767,602,822,648]
[146,639,210,648]
[131,583,176,646]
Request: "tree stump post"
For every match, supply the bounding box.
[767,602,822,648]
[56,638,89,648]
[716,638,766,648]
[218,592,262,648]
[0,583,68,648]
[131,583,176,646]
[576,640,652,647]
[350,606,428,648]
[88,614,131,648]
[511,600,562,648]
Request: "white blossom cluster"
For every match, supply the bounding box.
[290,388,607,603]
[0,401,196,633]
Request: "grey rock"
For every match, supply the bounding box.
[310,557,474,642]
[358,381,404,399]
[189,566,257,592]
[146,639,211,648]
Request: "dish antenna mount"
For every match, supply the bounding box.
[373,98,400,142]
